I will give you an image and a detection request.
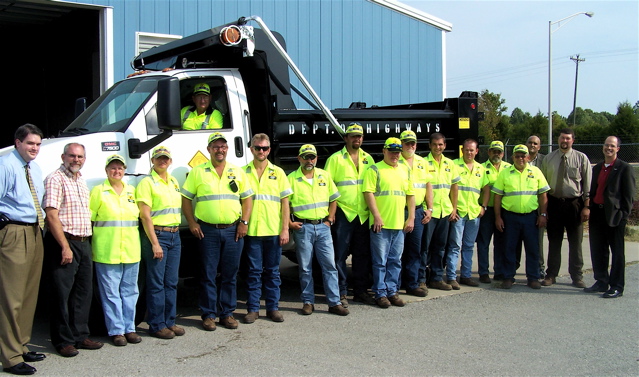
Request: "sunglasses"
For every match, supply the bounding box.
[301,155,317,160]
[253,146,270,152]
[385,144,402,150]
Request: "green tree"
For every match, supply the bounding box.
[510,107,531,125]
[478,90,509,142]
[609,101,639,143]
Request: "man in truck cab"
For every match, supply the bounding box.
[181,83,224,130]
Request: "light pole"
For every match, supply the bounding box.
[548,11,593,153]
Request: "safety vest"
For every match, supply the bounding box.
[362,160,414,230]
[425,153,461,219]
[482,160,512,207]
[400,154,431,206]
[324,146,374,223]
[491,164,550,214]
[453,158,487,219]
[89,180,140,264]
[244,161,293,236]
[181,160,254,224]
[287,167,340,220]
[135,169,182,226]
[180,106,223,130]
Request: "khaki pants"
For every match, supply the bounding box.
[0,224,43,368]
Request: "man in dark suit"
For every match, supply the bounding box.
[585,136,636,298]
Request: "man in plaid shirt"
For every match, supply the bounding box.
[43,143,103,357]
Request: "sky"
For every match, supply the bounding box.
[403,0,639,117]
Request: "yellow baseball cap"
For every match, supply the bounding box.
[298,144,317,157]
[208,132,227,144]
[105,154,127,168]
[489,141,505,151]
[193,83,211,95]
[400,130,417,142]
[345,123,364,135]
[384,137,403,152]
[513,144,529,154]
[152,146,171,159]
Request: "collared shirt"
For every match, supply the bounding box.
[244,160,293,237]
[181,160,254,224]
[324,146,374,223]
[482,160,512,207]
[492,164,550,214]
[135,169,182,226]
[362,160,414,230]
[541,148,591,200]
[425,153,461,219]
[0,149,44,223]
[400,154,431,207]
[287,167,340,220]
[529,153,545,168]
[43,164,92,237]
[180,106,223,130]
[452,158,487,219]
[592,159,615,205]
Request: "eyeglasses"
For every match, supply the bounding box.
[253,146,270,152]
[301,155,316,160]
[211,145,228,151]
[513,155,527,159]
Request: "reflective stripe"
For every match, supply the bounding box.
[94,220,138,227]
[432,183,451,190]
[538,185,550,194]
[292,201,329,212]
[181,188,195,200]
[374,190,406,197]
[150,207,180,217]
[240,188,255,198]
[280,188,293,197]
[199,194,239,201]
[255,194,280,202]
[503,190,537,197]
[335,179,362,187]
[413,183,427,189]
[492,187,505,195]
[329,192,340,201]
[458,186,481,194]
[182,106,212,129]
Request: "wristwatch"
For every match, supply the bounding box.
[324,217,334,226]
[540,213,547,217]
[239,219,249,225]
[482,206,488,211]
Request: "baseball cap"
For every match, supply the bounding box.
[384,137,403,152]
[193,83,211,95]
[105,154,127,168]
[345,123,363,135]
[489,141,505,151]
[513,144,529,154]
[400,130,417,142]
[298,144,317,157]
[208,132,227,144]
[152,146,171,159]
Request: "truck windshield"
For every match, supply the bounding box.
[62,77,161,136]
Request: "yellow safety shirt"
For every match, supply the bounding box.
[425,153,461,219]
[362,160,414,230]
[180,106,223,130]
[453,158,488,219]
[135,169,182,226]
[491,164,550,214]
[90,180,140,264]
[181,161,254,224]
[482,160,512,207]
[287,167,340,220]
[400,154,431,207]
[243,161,293,236]
[324,147,374,223]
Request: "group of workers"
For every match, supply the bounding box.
[0,114,634,376]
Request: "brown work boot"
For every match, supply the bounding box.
[459,277,479,287]
[202,317,216,331]
[447,279,461,290]
[527,280,542,289]
[388,294,405,307]
[243,312,259,324]
[151,328,175,339]
[340,295,349,308]
[301,303,314,315]
[376,296,391,308]
[500,280,514,289]
[124,332,142,344]
[219,316,239,329]
[479,274,491,284]
[406,286,427,297]
[169,325,185,336]
[429,280,452,291]
[572,279,586,288]
[266,310,284,322]
[328,304,349,316]
[541,276,556,286]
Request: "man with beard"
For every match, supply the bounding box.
[324,123,376,306]
[540,128,591,288]
[475,141,511,283]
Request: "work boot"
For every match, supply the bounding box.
[243,312,259,324]
[328,304,349,316]
[541,276,556,286]
[388,294,405,307]
[479,274,491,284]
[447,279,461,290]
[459,277,479,287]
[428,280,452,291]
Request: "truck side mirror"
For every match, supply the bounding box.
[74,97,87,119]
[157,77,182,130]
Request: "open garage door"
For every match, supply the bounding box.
[0,0,111,147]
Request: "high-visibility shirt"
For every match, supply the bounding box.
[491,164,550,214]
[362,160,414,230]
[453,158,488,219]
[90,180,140,264]
[482,160,512,207]
[324,147,374,223]
[135,169,182,226]
[181,161,254,224]
[400,154,431,206]
[243,160,293,236]
[425,153,461,219]
[180,106,223,130]
[287,167,340,220]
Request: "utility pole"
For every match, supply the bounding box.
[570,54,585,126]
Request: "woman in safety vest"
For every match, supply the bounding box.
[89,155,141,347]
[136,146,184,339]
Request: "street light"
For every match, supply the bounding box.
[548,11,593,153]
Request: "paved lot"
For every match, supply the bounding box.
[24,237,639,376]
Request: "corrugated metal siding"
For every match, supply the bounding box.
[65,0,445,108]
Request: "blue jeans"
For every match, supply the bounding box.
[95,262,140,336]
[476,207,505,277]
[199,223,243,319]
[331,207,371,295]
[502,210,540,281]
[141,229,181,333]
[446,215,480,280]
[401,207,425,290]
[245,235,282,312]
[293,223,341,306]
[370,228,404,299]
[421,216,450,282]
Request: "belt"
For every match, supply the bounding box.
[153,225,179,233]
[198,219,239,229]
[592,204,604,209]
[415,204,423,210]
[64,232,90,242]
[550,196,579,202]
[504,209,535,216]
[8,221,37,226]
[293,216,327,225]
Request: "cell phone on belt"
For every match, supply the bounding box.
[0,213,10,231]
